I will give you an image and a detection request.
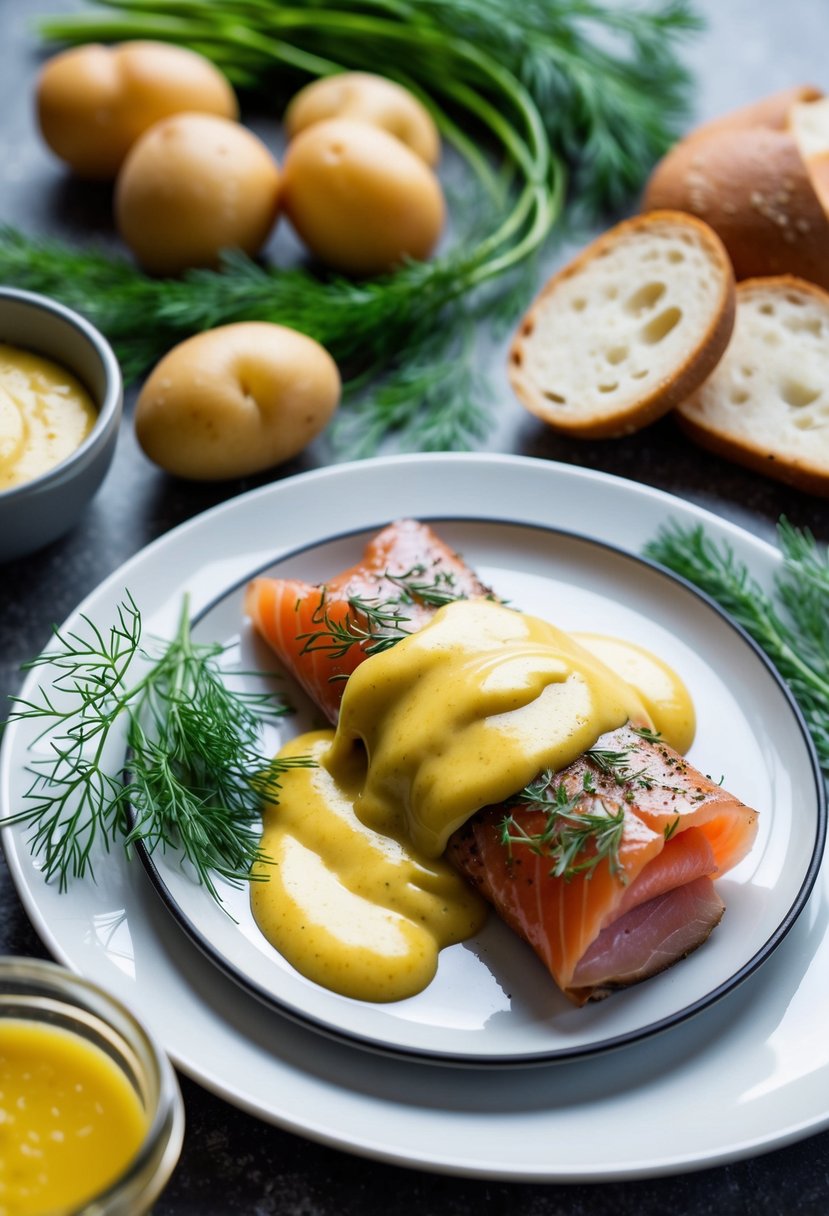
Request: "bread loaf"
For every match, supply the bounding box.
[507,211,735,438]
[642,87,829,291]
[676,276,829,496]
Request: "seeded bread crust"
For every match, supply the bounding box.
[676,276,829,497]
[642,87,829,291]
[507,211,735,439]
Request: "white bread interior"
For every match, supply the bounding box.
[508,212,735,438]
[676,276,829,495]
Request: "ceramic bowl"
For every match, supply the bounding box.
[0,287,122,561]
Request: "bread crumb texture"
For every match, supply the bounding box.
[677,277,829,495]
[508,212,734,437]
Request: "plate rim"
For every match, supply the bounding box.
[4,452,829,1180]
[127,513,826,1066]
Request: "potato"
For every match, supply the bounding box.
[36,41,238,179]
[285,72,440,166]
[134,322,340,480]
[115,113,280,275]
[281,118,445,276]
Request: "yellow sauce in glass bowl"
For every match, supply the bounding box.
[0,1019,148,1215]
[0,343,97,491]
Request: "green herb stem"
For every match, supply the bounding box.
[4,593,307,901]
[644,519,829,773]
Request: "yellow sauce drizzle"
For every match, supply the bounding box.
[252,732,485,1002]
[0,1020,148,1216]
[252,599,696,1003]
[573,632,696,755]
[0,344,97,491]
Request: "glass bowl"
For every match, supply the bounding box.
[0,955,184,1215]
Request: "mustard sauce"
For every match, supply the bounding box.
[252,731,485,1002]
[252,600,696,1002]
[0,344,97,491]
[0,1020,148,1216]
[572,632,696,754]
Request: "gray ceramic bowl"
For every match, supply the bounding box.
[0,287,122,562]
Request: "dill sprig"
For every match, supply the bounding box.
[6,0,699,454]
[500,772,627,882]
[395,0,701,212]
[4,592,309,901]
[297,565,468,661]
[584,745,657,793]
[386,566,464,608]
[644,517,829,773]
[298,592,414,660]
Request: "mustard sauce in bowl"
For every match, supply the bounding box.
[0,288,122,562]
[0,1020,147,1214]
[0,958,183,1216]
[0,343,97,491]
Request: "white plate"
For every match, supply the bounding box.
[2,454,829,1180]
[132,519,822,1066]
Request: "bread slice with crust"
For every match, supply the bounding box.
[507,211,736,438]
[790,95,829,219]
[642,87,829,292]
[676,276,829,496]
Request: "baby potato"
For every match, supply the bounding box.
[134,322,340,480]
[285,72,440,166]
[115,113,280,275]
[36,41,238,179]
[281,118,445,276]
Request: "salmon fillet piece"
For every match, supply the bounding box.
[245,520,759,1004]
[445,723,757,1003]
[245,519,490,725]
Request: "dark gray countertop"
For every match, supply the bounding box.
[3,1,829,1211]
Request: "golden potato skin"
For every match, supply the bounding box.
[134,322,341,480]
[281,118,445,276]
[285,72,440,166]
[36,41,238,179]
[115,113,280,275]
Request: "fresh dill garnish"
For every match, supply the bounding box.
[644,517,829,774]
[583,747,632,775]
[631,725,663,743]
[298,591,413,660]
[3,0,699,454]
[663,816,681,841]
[500,771,627,882]
[385,565,462,607]
[4,593,310,902]
[584,745,655,791]
[297,566,469,663]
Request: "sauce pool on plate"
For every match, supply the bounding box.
[0,343,97,491]
[0,1019,147,1215]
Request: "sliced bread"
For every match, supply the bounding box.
[675,276,829,496]
[642,87,829,291]
[790,94,829,218]
[507,211,736,438]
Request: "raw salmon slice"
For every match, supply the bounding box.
[446,723,757,1003]
[245,519,490,724]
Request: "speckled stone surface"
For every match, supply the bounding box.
[2,1,829,1212]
